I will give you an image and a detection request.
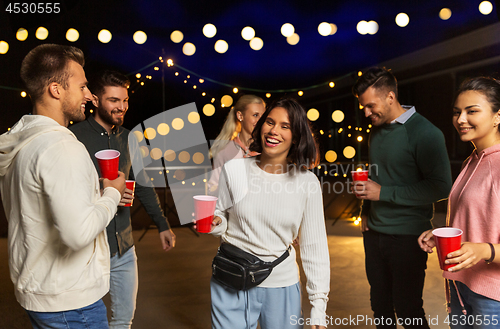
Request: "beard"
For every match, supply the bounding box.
[62,97,85,124]
[96,106,125,127]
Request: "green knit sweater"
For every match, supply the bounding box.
[361,111,452,235]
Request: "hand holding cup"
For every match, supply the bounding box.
[193,195,218,233]
[102,171,126,197]
[432,227,463,271]
[119,180,136,207]
[351,170,368,197]
[192,216,222,233]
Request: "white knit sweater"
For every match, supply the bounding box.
[211,157,330,325]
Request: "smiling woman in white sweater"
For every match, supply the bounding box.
[201,98,330,329]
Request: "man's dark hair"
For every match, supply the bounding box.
[20,44,85,103]
[90,70,130,97]
[249,97,319,170]
[352,66,398,100]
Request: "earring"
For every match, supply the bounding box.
[239,119,242,122]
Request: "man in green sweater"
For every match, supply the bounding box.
[352,67,452,329]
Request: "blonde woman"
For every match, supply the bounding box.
[208,95,265,195]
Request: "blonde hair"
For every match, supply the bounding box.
[210,94,265,158]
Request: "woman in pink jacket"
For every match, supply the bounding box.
[419,77,500,326]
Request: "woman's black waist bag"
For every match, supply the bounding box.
[212,242,291,291]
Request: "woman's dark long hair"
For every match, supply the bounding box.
[455,77,500,132]
[249,97,319,170]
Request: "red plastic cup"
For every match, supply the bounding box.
[352,170,368,195]
[432,227,463,271]
[351,170,369,181]
[95,149,120,180]
[193,195,218,233]
[123,180,136,207]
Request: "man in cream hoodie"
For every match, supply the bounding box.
[0,44,125,328]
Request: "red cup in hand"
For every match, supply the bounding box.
[123,180,136,207]
[432,227,463,271]
[95,149,120,180]
[193,195,218,233]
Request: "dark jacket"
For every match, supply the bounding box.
[70,115,170,256]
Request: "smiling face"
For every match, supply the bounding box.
[61,61,92,124]
[260,106,293,163]
[93,85,129,131]
[238,102,265,136]
[453,90,500,151]
[357,86,396,126]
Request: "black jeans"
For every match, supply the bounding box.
[363,229,430,329]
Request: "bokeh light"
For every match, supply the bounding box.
[214,40,228,53]
[221,95,233,107]
[150,148,163,160]
[133,131,144,143]
[318,22,332,36]
[287,33,300,45]
[281,23,295,37]
[178,151,190,163]
[164,150,176,161]
[170,30,184,43]
[329,23,338,35]
[66,28,79,42]
[172,118,184,130]
[193,152,205,164]
[367,21,379,35]
[343,146,356,159]
[479,1,493,15]
[144,127,156,140]
[332,110,345,123]
[439,8,452,20]
[357,21,368,35]
[241,26,255,40]
[203,24,217,38]
[133,31,147,44]
[307,108,320,121]
[36,27,49,40]
[16,28,28,41]
[183,42,196,56]
[188,111,200,124]
[203,104,216,116]
[157,123,170,135]
[325,150,338,163]
[395,13,409,27]
[0,41,9,54]
[249,37,263,51]
[98,29,112,43]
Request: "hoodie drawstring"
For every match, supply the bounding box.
[446,280,467,315]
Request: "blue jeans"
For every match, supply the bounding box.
[26,299,108,329]
[211,279,303,329]
[109,246,138,329]
[363,230,430,329]
[449,280,500,329]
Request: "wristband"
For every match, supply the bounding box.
[485,242,495,264]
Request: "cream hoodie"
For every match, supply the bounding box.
[0,115,121,312]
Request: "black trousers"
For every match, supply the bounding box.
[363,229,430,329]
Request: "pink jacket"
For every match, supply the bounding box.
[443,143,500,301]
